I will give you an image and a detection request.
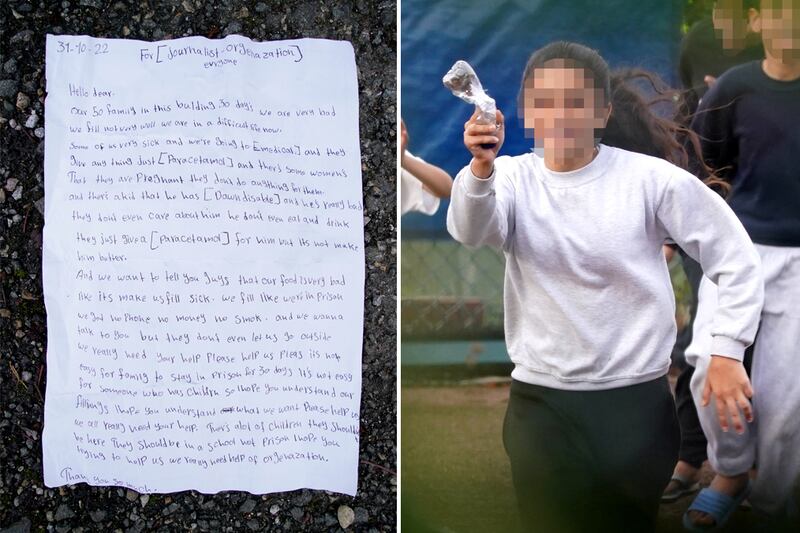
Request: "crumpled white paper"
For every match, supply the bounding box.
[42,34,364,496]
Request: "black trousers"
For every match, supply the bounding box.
[503,377,680,533]
[672,251,704,368]
[673,251,708,468]
[674,364,708,468]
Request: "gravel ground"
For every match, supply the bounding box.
[0,1,397,531]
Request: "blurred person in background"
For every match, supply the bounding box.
[400,119,453,215]
[682,0,800,530]
[663,0,765,507]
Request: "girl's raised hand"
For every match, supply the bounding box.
[464,109,504,179]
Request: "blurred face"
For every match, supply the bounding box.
[522,59,610,166]
[713,0,754,51]
[760,0,800,60]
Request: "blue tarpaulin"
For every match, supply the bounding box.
[401,0,683,236]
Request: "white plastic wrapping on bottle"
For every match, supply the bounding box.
[442,60,496,126]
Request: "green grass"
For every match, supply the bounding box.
[401,385,521,533]
[401,383,765,533]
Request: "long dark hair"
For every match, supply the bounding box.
[519,41,729,194]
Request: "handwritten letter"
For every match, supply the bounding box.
[42,34,364,495]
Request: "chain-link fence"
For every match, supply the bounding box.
[401,237,504,341]
[401,235,693,343]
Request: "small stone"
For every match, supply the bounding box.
[354,507,369,523]
[5,178,18,191]
[89,509,106,522]
[21,371,32,381]
[140,494,149,507]
[290,507,303,520]
[4,59,18,74]
[10,30,34,44]
[15,92,29,110]
[0,80,18,98]
[162,502,179,515]
[0,517,31,533]
[182,0,194,12]
[122,26,131,36]
[34,127,44,138]
[34,196,44,214]
[293,489,313,506]
[269,504,280,515]
[54,504,75,521]
[245,519,260,531]
[24,112,37,128]
[126,488,138,501]
[224,21,242,35]
[255,2,267,12]
[337,505,355,529]
[239,498,256,514]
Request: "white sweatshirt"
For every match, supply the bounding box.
[447,144,764,390]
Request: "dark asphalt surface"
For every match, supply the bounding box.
[0,1,397,531]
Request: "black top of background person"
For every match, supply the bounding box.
[690,60,800,247]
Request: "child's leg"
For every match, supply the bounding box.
[662,252,708,499]
[688,276,757,477]
[674,364,708,469]
[750,311,800,515]
[749,245,800,516]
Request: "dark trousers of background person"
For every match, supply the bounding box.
[673,250,755,471]
[673,250,708,469]
[503,376,680,533]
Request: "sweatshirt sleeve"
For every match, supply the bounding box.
[401,165,440,216]
[446,159,515,250]
[656,169,764,361]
